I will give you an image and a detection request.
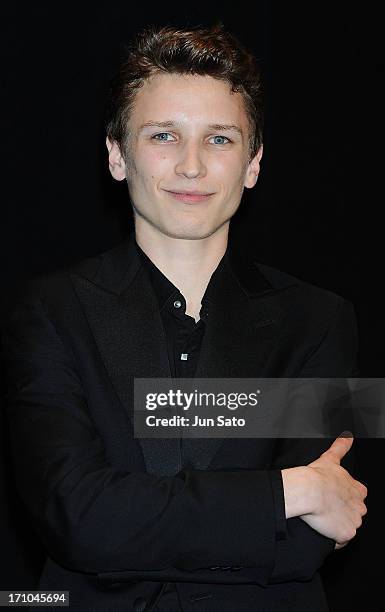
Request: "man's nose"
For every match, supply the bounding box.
[174,143,207,179]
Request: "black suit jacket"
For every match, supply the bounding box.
[1,233,358,611]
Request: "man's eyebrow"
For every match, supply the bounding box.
[139,121,176,131]
[138,120,243,136]
[207,123,243,136]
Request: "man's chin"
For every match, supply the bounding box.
[159,215,233,240]
[158,224,228,240]
[133,207,231,240]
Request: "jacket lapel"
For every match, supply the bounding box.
[70,235,182,476]
[194,246,284,379]
[184,244,287,469]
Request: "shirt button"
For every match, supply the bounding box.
[173,300,182,309]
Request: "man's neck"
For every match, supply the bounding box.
[135,222,229,322]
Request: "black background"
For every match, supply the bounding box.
[1,2,383,609]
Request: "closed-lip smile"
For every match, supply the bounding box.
[163,189,214,203]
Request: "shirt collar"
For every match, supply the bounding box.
[134,240,229,313]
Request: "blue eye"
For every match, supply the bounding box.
[152,133,174,141]
[211,135,230,145]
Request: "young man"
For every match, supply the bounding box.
[2,24,367,611]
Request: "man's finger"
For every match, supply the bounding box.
[324,435,354,463]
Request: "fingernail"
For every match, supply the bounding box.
[339,430,353,438]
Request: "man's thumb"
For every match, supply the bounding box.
[325,434,354,462]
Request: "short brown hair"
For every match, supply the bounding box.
[105,23,264,160]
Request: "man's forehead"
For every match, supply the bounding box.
[142,70,231,88]
[130,74,248,131]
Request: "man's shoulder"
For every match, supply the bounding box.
[13,239,125,303]
[254,261,348,310]
[252,263,358,372]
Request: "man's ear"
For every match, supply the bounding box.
[106,137,127,181]
[244,144,263,189]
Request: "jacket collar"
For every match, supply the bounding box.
[71,231,281,300]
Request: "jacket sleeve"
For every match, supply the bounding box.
[269,297,359,583]
[1,285,278,585]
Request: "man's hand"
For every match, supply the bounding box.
[281,436,367,549]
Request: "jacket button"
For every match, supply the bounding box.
[231,566,243,571]
[133,597,147,612]
[220,566,232,570]
[209,565,220,570]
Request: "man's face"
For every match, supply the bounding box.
[107,72,262,240]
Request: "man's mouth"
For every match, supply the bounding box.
[163,189,214,203]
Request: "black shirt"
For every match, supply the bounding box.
[136,241,226,379]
